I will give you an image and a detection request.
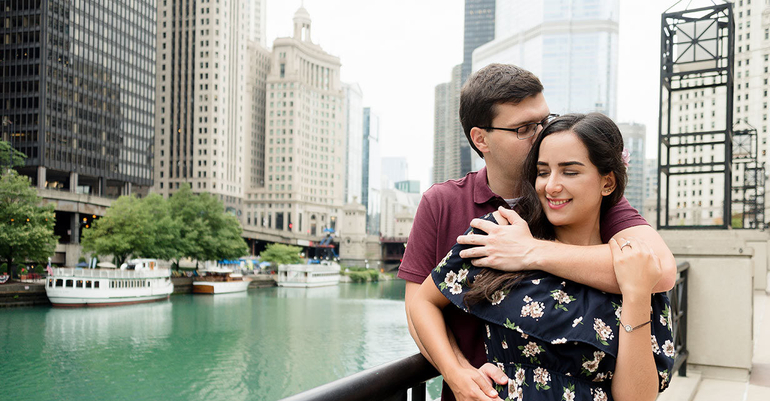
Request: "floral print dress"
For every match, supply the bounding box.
[431,216,676,401]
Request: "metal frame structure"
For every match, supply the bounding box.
[731,126,766,228]
[658,3,734,229]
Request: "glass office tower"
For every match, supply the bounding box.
[1,0,156,195]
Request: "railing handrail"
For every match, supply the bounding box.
[52,268,171,279]
[280,353,438,401]
[669,261,689,377]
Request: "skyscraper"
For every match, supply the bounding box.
[432,64,466,184]
[432,1,496,184]
[245,7,346,238]
[462,0,496,83]
[2,0,156,192]
[474,0,620,119]
[618,123,646,212]
[154,0,268,220]
[363,107,381,235]
[0,0,157,265]
[343,82,363,204]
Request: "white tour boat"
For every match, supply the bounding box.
[45,259,173,307]
[192,268,251,294]
[277,260,341,288]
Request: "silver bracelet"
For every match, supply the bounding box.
[619,318,652,333]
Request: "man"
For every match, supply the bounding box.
[399,64,676,401]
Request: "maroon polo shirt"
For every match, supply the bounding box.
[399,167,648,401]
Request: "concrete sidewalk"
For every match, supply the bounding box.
[658,290,770,401]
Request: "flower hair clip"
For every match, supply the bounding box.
[621,148,631,167]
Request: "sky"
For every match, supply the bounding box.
[265,0,704,192]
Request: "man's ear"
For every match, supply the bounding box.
[470,127,490,155]
[601,172,617,197]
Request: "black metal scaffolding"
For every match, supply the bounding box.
[732,126,765,228]
[658,3,735,229]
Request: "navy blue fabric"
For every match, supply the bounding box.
[431,214,675,401]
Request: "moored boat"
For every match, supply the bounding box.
[277,260,341,288]
[45,259,173,307]
[192,268,251,294]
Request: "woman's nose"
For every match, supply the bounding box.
[546,175,562,194]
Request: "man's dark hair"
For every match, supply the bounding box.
[459,64,544,158]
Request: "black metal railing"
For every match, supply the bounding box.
[281,353,438,401]
[668,261,689,377]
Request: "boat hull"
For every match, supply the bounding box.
[277,278,340,288]
[48,293,170,308]
[192,279,251,294]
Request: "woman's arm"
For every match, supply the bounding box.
[609,237,661,401]
[409,277,504,401]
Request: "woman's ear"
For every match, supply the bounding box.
[601,172,616,197]
[470,127,490,155]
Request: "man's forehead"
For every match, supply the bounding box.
[492,99,550,124]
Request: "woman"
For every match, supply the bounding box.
[410,113,674,401]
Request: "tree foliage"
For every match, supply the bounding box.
[82,184,247,267]
[81,195,146,267]
[259,243,303,266]
[0,139,26,169]
[0,171,57,276]
[168,184,247,264]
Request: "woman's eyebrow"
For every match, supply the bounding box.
[558,161,585,167]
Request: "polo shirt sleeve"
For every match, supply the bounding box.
[600,197,650,243]
[398,192,439,284]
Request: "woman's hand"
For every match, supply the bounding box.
[609,237,662,298]
[444,363,508,401]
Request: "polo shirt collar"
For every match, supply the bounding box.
[473,167,501,205]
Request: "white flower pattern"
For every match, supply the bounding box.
[663,340,676,358]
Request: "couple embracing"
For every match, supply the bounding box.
[400,64,676,401]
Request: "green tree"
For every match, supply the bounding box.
[0,171,57,278]
[168,184,247,267]
[259,243,303,266]
[134,193,182,261]
[81,195,148,266]
[0,139,26,170]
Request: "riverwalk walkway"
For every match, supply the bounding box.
[659,290,770,401]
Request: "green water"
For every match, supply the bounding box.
[0,280,441,400]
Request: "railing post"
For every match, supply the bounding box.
[678,265,689,377]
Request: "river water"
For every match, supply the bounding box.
[0,280,442,400]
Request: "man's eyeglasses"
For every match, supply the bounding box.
[478,114,559,140]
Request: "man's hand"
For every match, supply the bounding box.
[456,207,539,271]
[444,363,509,401]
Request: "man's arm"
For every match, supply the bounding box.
[408,278,506,401]
[405,281,472,368]
[456,207,676,293]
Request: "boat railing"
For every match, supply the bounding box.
[52,268,171,279]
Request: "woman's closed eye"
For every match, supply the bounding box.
[536,169,550,177]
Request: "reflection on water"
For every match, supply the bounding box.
[0,280,438,401]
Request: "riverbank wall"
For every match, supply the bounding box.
[0,282,50,307]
